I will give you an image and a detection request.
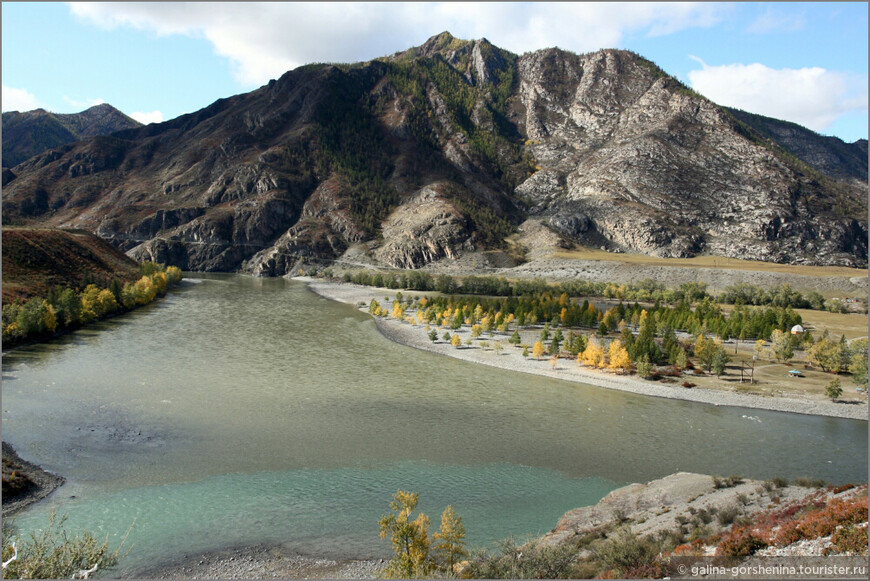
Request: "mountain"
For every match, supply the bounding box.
[2,103,142,168]
[2,33,866,272]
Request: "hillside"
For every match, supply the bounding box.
[726,107,868,183]
[2,103,142,168]
[1,227,141,303]
[2,33,866,272]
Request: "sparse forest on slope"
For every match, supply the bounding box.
[2,33,866,273]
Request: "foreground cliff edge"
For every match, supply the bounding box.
[305,279,868,421]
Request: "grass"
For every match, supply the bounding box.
[795,308,869,341]
[552,246,867,279]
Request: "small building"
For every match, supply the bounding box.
[790,324,805,335]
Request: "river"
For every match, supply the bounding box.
[2,274,866,574]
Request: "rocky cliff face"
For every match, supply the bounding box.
[2,33,866,271]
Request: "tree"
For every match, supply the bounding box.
[532,340,546,359]
[522,346,529,358]
[493,341,503,356]
[431,505,467,573]
[55,287,81,327]
[695,334,715,371]
[442,331,452,342]
[428,330,438,342]
[550,328,563,355]
[608,340,632,374]
[769,329,794,363]
[635,354,653,379]
[451,334,462,348]
[711,348,731,378]
[378,490,431,579]
[509,330,521,345]
[849,338,868,387]
[806,337,841,372]
[674,348,688,371]
[580,339,605,368]
[825,378,843,401]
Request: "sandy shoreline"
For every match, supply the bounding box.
[303,279,868,421]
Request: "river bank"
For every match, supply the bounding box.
[304,279,868,421]
[1,441,65,516]
[130,543,386,579]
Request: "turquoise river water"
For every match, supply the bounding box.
[2,274,866,575]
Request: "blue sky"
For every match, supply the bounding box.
[2,2,867,141]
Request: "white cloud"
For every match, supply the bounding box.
[68,2,728,87]
[2,85,41,112]
[746,8,806,34]
[688,58,868,133]
[63,96,107,110]
[129,110,164,124]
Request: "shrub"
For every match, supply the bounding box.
[1,512,127,579]
[793,477,827,488]
[466,537,584,579]
[681,381,696,388]
[717,505,740,526]
[830,525,868,555]
[594,528,662,575]
[716,525,768,557]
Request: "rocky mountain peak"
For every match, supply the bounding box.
[2,37,866,272]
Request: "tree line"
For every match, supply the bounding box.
[2,263,182,347]
[335,270,864,313]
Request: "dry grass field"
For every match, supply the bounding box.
[552,247,867,279]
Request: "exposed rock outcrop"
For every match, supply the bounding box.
[2,34,865,272]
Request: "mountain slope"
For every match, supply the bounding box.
[2,33,866,271]
[726,107,868,183]
[2,103,142,168]
[1,227,141,303]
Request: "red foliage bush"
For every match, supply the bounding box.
[716,525,768,557]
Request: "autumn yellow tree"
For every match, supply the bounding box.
[378,490,431,579]
[432,505,466,573]
[532,340,546,359]
[580,338,605,368]
[608,339,632,374]
[451,334,462,348]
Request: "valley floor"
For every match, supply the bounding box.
[304,279,868,421]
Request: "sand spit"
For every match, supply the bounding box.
[303,279,868,421]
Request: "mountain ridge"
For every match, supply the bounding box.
[2,103,142,168]
[2,33,866,271]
